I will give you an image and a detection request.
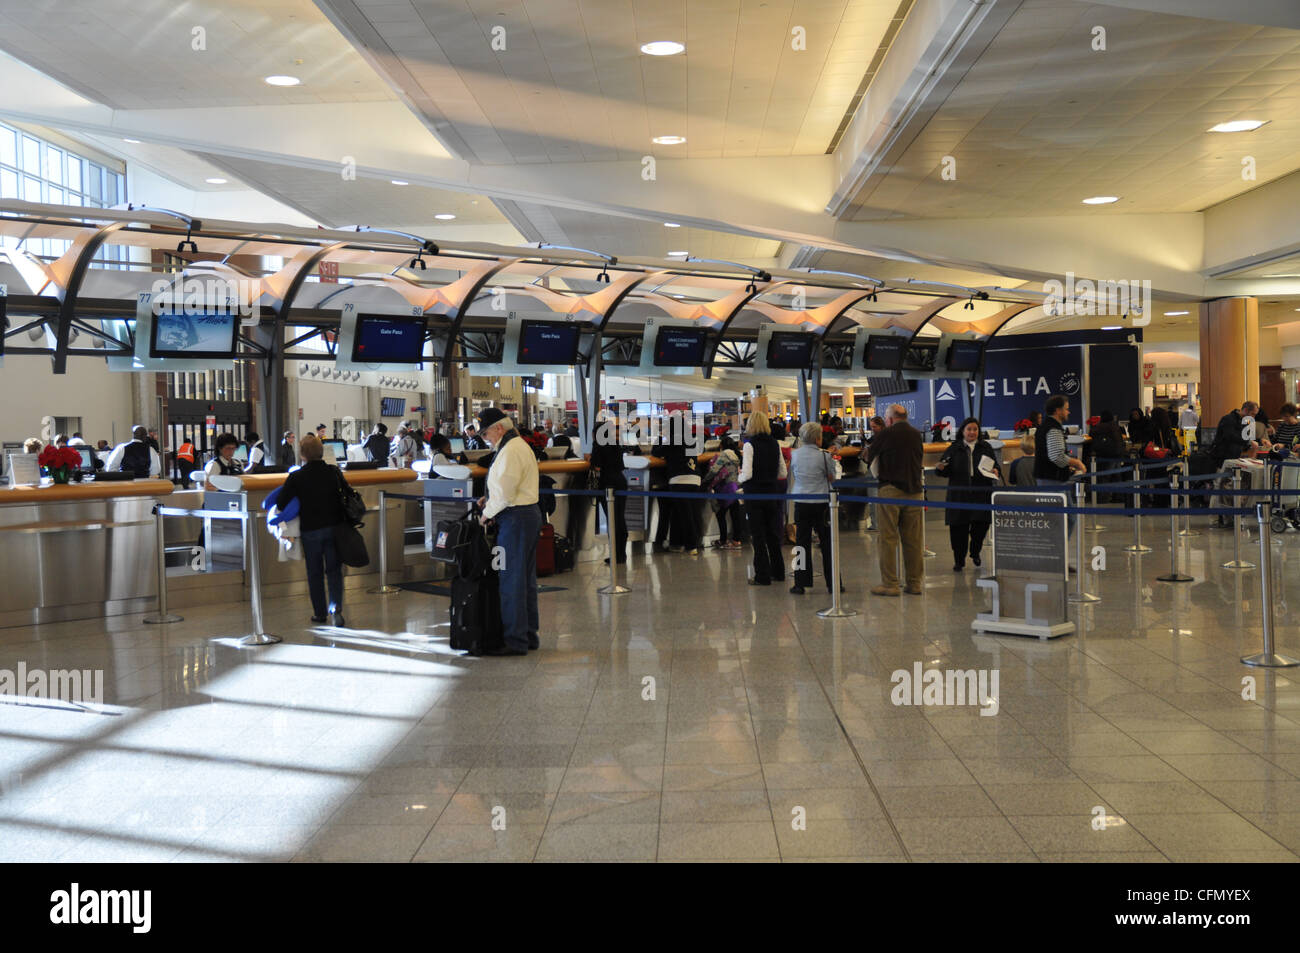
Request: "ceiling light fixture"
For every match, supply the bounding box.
[391,179,409,186]
[667,251,689,258]
[265,75,301,86]
[1164,310,1189,316]
[434,213,456,220]
[205,177,227,185]
[1100,325,1122,331]
[640,41,685,56]
[122,138,141,144]
[1208,119,1268,133]
[652,135,686,145]
[1081,195,1119,205]
[663,222,681,228]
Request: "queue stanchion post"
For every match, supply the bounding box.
[1069,481,1100,604]
[1242,502,1299,668]
[1124,461,1152,554]
[597,487,630,595]
[922,470,935,559]
[1086,456,1104,532]
[1157,470,1194,583]
[1223,469,1255,570]
[143,503,183,624]
[818,490,857,619]
[368,489,400,594]
[241,507,280,646]
[1179,461,1202,537]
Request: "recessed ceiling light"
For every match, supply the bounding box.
[652,135,686,145]
[122,138,141,144]
[1164,310,1189,316]
[1100,325,1122,330]
[1208,119,1268,133]
[391,179,408,186]
[264,75,301,87]
[204,177,227,185]
[434,213,456,220]
[664,222,681,228]
[640,41,685,56]
[667,251,689,258]
[1081,195,1119,205]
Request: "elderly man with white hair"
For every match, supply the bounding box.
[476,407,541,655]
[863,404,924,597]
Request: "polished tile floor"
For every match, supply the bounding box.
[2,510,1299,862]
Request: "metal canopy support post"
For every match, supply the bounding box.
[142,503,183,624]
[1086,456,1104,532]
[818,491,856,618]
[597,488,630,595]
[1068,482,1100,603]
[368,490,400,594]
[1242,503,1299,668]
[1157,471,1194,583]
[1223,469,1255,570]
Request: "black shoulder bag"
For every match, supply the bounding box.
[333,468,370,568]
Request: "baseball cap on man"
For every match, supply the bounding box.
[477,407,510,431]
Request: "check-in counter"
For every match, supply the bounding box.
[0,479,175,627]
[161,468,422,607]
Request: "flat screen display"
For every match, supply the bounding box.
[448,437,465,454]
[149,308,240,359]
[863,335,907,371]
[901,341,938,373]
[652,327,708,367]
[76,447,95,470]
[766,331,815,369]
[351,314,428,363]
[946,339,985,373]
[517,320,579,365]
[692,401,713,414]
[322,439,346,461]
[636,401,655,417]
[380,396,406,417]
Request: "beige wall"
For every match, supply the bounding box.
[0,354,135,446]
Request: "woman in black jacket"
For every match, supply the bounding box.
[1126,408,1152,446]
[934,417,1002,571]
[274,434,352,627]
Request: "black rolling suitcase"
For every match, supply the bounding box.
[439,506,504,656]
[1187,450,1218,510]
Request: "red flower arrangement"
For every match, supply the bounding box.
[1014,418,1034,433]
[38,446,83,483]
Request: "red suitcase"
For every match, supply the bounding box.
[536,523,556,577]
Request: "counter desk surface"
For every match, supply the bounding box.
[0,479,175,505]
[209,467,418,496]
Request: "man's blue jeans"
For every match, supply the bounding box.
[495,504,542,651]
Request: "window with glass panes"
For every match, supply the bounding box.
[0,121,128,269]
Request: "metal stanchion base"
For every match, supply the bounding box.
[1178,528,1202,538]
[923,549,936,558]
[1156,572,1194,583]
[1222,560,1256,570]
[597,584,631,595]
[143,613,183,624]
[1068,592,1101,604]
[1124,545,1153,554]
[1242,652,1300,668]
[367,584,401,594]
[817,605,858,618]
[241,632,282,646]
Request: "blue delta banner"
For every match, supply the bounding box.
[974,345,1084,429]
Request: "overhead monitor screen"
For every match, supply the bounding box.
[149,308,240,359]
[901,341,939,373]
[351,314,428,363]
[636,401,656,417]
[863,335,907,371]
[766,331,816,369]
[380,396,406,417]
[652,327,708,367]
[692,401,713,414]
[946,339,985,373]
[517,320,580,365]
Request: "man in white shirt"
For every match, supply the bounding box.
[477,408,541,656]
[105,426,162,477]
[1179,402,1199,431]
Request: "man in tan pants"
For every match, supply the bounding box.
[864,404,925,596]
